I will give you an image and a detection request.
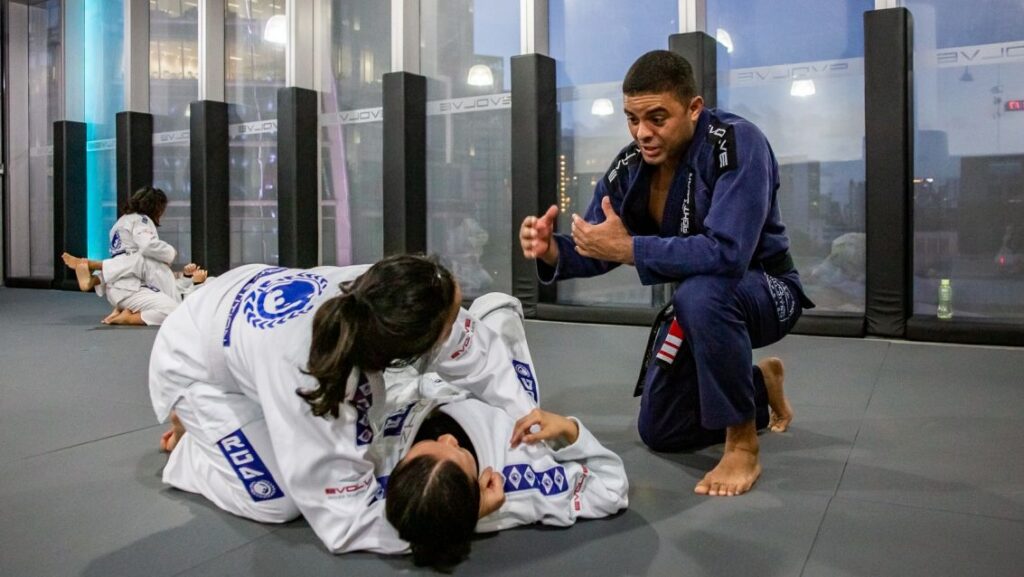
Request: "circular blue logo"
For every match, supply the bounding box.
[243,273,328,331]
[249,479,277,499]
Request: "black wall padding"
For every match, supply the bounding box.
[907,316,1024,347]
[52,121,87,290]
[277,87,319,269]
[382,72,427,255]
[669,32,718,108]
[864,8,914,338]
[189,100,230,275]
[511,54,557,315]
[115,111,153,210]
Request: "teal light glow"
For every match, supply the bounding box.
[82,0,124,259]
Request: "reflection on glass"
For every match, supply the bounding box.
[321,0,390,266]
[550,0,678,307]
[906,0,1024,321]
[151,0,198,266]
[710,0,871,314]
[5,0,60,278]
[226,0,286,267]
[421,0,518,298]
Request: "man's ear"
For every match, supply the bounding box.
[689,95,704,120]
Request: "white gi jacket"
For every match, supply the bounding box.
[101,213,178,306]
[150,264,540,554]
[369,395,630,534]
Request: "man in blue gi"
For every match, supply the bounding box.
[519,50,814,497]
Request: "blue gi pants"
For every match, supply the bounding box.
[638,268,803,452]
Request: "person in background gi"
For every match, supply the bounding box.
[383,399,628,570]
[519,50,814,497]
[61,186,183,325]
[150,255,542,554]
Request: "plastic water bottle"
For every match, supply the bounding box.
[937,278,953,320]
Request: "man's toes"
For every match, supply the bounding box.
[694,479,711,495]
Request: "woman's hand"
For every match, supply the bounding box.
[509,408,580,448]
[477,466,506,518]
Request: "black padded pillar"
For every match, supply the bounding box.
[669,32,717,108]
[189,100,230,275]
[277,87,319,268]
[382,72,427,255]
[510,54,557,314]
[864,8,914,338]
[53,121,87,290]
[115,111,153,210]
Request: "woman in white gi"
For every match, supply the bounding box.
[62,186,181,325]
[150,255,541,554]
[382,400,629,569]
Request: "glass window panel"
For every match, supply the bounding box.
[550,0,678,307]
[5,1,61,278]
[321,0,390,266]
[906,0,1024,322]
[421,0,518,298]
[226,0,286,267]
[64,0,124,259]
[151,0,198,267]
[709,0,872,314]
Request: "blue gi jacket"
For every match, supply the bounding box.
[540,108,803,290]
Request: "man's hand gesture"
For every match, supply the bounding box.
[571,196,634,264]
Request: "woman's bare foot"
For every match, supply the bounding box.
[107,309,144,325]
[159,411,186,452]
[759,357,794,432]
[101,308,122,324]
[75,261,97,292]
[62,252,83,269]
[695,420,761,497]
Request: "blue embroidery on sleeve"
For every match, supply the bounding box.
[369,475,389,504]
[217,428,285,501]
[502,464,567,496]
[512,360,539,403]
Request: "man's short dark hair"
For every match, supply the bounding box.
[622,50,698,105]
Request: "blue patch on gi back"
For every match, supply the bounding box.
[217,429,285,501]
[242,272,328,331]
[382,402,416,437]
[353,373,374,446]
[502,464,567,496]
[223,267,286,346]
[512,360,538,403]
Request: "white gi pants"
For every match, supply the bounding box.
[159,292,533,525]
[118,288,180,326]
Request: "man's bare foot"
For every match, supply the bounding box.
[62,252,83,269]
[695,420,761,497]
[101,308,122,324]
[759,357,794,433]
[75,261,96,292]
[159,411,186,452]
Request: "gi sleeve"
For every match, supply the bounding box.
[429,308,538,419]
[132,220,177,264]
[254,363,408,554]
[551,417,629,519]
[633,122,773,284]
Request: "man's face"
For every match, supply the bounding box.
[623,91,703,166]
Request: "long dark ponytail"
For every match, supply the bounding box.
[299,254,457,418]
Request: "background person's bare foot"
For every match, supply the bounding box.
[75,261,95,292]
[107,309,143,325]
[101,308,122,324]
[159,411,186,452]
[61,252,83,269]
[759,357,794,432]
[694,420,762,497]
